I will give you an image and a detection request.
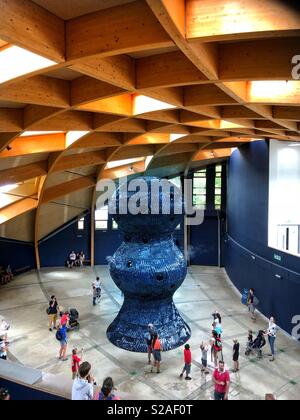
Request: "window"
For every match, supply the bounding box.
[112,220,119,230]
[78,217,84,231]
[193,169,206,209]
[95,206,108,230]
[215,165,222,210]
[170,176,182,189]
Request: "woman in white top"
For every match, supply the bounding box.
[0,334,8,360]
[266,317,277,362]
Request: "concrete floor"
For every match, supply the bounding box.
[0,266,300,400]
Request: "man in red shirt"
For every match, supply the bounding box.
[71,348,83,380]
[213,361,230,400]
[179,343,192,380]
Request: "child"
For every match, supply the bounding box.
[180,344,192,380]
[200,342,209,374]
[71,348,83,380]
[233,339,240,372]
[212,310,222,325]
[92,286,97,306]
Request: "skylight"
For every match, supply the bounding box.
[132,95,176,115]
[106,157,145,169]
[65,131,90,148]
[20,131,64,137]
[0,46,57,84]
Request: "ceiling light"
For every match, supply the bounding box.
[0,46,57,84]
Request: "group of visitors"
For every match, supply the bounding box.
[66,251,85,268]
[71,361,120,400]
[0,265,13,286]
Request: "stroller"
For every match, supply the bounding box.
[245,330,266,358]
[68,308,80,331]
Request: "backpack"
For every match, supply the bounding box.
[55,329,63,341]
[241,288,249,305]
[253,296,259,307]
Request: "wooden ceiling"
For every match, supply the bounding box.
[0,0,300,257]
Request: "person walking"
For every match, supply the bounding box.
[57,324,68,361]
[213,361,230,400]
[92,277,101,306]
[151,333,162,374]
[266,317,277,362]
[232,339,240,372]
[145,323,156,364]
[211,330,223,368]
[72,362,95,400]
[47,295,59,332]
[200,342,209,374]
[98,377,120,400]
[179,343,192,380]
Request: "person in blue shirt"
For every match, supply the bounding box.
[212,321,223,337]
[58,324,68,361]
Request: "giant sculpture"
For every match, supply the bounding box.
[107,177,191,352]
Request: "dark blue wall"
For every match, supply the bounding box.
[0,378,65,400]
[0,238,35,274]
[225,141,300,336]
[39,213,91,267]
[190,216,219,265]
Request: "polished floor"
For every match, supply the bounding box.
[0,266,300,400]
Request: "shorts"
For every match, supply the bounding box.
[60,340,67,347]
[183,363,191,375]
[249,304,255,314]
[233,354,239,362]
[201,358,207,368]
[153,350,161,362]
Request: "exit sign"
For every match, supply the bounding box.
[274,254,282,262]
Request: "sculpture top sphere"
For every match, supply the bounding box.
[109,176,183,236]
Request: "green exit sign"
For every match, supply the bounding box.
[274,254,282,262]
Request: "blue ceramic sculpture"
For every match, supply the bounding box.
[107,177,191,352]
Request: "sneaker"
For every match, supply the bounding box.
[269,357,275,362]
[185,376,192,380]
[49,328,52,332]
[205,371,210,375]
[62,358,68,362]
[179,373,183,378]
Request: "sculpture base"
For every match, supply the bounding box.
[107,296,191,352]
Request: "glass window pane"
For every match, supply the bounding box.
[194,178,206,188]
[95,220,108,230]
[78,218,84,230]
[112,220,118,230]
[215,188,221,195]
[215,196,221,205]
[215,178,222,188]
[170,176,181,189]
[216,165,222,173]
[193,187,206,195]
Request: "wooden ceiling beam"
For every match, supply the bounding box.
[186,0,300,42]
[0,108,23,132]
[71,76,125,107]
[0,160,47,186]
[0,0,65,62]
[72,55,135,91]
[94,117,146,133]
[66,0,173,61]
[184,85,237,106]
[52,151,106,173]
[272,106,300,121]
[0,133,66,158]
[136,50,208,89]
[24,105,63,128]
[219,37,300,81]
[70,132,123,150]
[41,176,96,204]
[0,197,38,225]
[0,75,70,108]
[29,110,93,131]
